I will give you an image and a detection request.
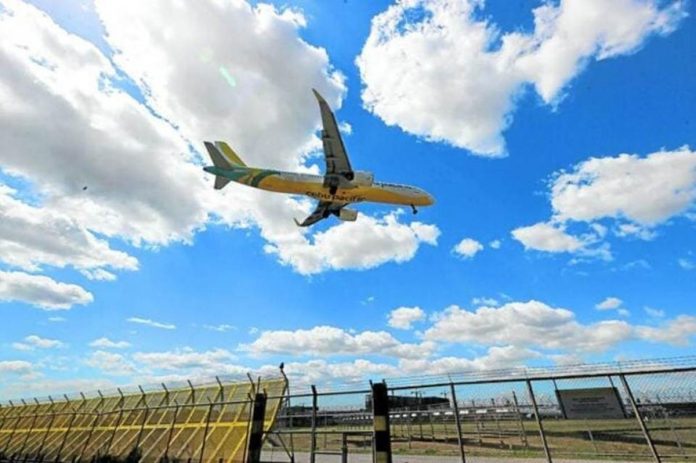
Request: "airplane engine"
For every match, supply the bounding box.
[351,171,374,187]
[338,208,358,222]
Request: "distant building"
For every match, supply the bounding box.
[365,394,449,411]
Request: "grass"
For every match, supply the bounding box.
[268,416,696,461]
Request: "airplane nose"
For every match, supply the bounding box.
[425,192,435,205]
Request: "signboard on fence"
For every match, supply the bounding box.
[556,387,625,419]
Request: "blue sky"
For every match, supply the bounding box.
[0,0,695,398]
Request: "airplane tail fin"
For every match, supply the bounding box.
[214,141,247,167]
[203,141,247,190]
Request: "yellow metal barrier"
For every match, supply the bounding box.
[0,377,287,463]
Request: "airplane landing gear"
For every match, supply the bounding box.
[411,204,418,214]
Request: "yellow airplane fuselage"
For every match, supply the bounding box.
[211,166,434,207]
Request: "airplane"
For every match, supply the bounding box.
[203,89,434,227]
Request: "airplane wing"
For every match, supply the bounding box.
[313,89,353,178]
[294,201,343,227]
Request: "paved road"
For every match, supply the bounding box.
[262,451,644,463]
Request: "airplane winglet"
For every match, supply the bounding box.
[293,218,303,227]
[311,88,326,104]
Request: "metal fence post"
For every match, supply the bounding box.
[511,391,528,449]
[245,393,267,463]
[448,382,466,463]
[310,385,318,463]
[618,374,661,463]
[526,380,552,463]
[163,400,180,461]
[198,400,215,463]
[133,386,149,453]
[371,382,392,463]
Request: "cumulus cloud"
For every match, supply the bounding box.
[265,212,440,275]
[0,270,93,310]
[512,222,584,252]
[513,147,696,258]
[357,0,685,155]
[126,317,176,330]
[89,337,131,349]
[241,325,435,359]
[551,148,696,225]
[453,238,484,259]
[12,335,65,351]
[388,306,425,330]
[425,300,696,352]
[0,186,139,274]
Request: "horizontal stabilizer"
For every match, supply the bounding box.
[214,176,232,190]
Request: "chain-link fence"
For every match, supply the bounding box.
[269,357,696,463]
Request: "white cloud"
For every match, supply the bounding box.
[132,348,242,378]
[636,316,696,346]
[81,269,118,281]
[511,221,584,252]
[126,317,176,330]
[644,307,665,318]
[356,0,685,155]
[265,212,440,275]
[242,325,435,359]
[48,316,66,322]
[471,297,499,307]
[425,300,696,352]
[551,148,696,225]
[596,297,623,310]
[425,300,634,352]
[85,351,136,376]
[0,186,138,274]
[89,337,131,349]
[202,324,235,332]
[12,335,65,351]
[596,298,630,318]
[615,223,657,240]
[453,238,484,259]
[489,240,501,249]
[278,359,399,387]
[400,345,542,376]
[0,360,34,376]
[679,258,695,270]
[388,306,425,330]
[513,147,696,259]
[0,270,93,310]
